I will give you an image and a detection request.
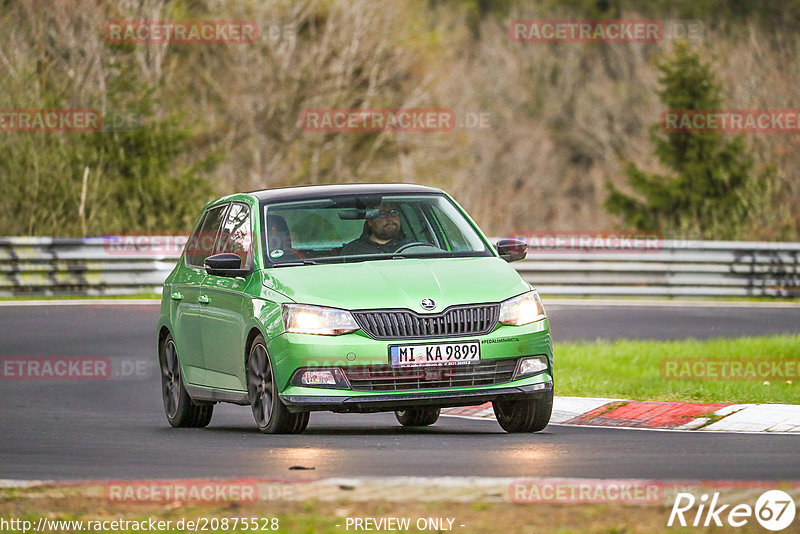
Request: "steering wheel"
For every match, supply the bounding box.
[394,241,437,253]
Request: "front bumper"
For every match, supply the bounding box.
[268,319,554,413]
[281,380,553,413]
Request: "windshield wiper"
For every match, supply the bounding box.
[273,259,319,267]
[275,251,477,266]
[337,255,400,264]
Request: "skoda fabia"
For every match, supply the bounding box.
[157,184,553,433]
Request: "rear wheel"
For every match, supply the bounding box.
[246,336,309,434]
[159,334,213,428]
[493,391,553,433]
[395,407,440,427]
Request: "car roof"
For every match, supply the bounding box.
[248,183,443,204]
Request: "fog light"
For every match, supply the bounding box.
[291,367,350,389]
[301,370,336,385]
[514,356,549,379]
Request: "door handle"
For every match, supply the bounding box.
[198,295,210,304]
[170,292,183,301]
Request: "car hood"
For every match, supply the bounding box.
[262,257,530,312]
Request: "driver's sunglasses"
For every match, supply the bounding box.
[374,209,400,218]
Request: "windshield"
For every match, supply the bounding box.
[262,193,492,266]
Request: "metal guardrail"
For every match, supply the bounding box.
[0,237,181,297]
[521,240,800,298]
[1,237,799,298]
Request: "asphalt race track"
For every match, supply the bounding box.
[1,301,798,482]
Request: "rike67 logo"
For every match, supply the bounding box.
[668,490,796,531]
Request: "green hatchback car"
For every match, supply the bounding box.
[157,184,553,433]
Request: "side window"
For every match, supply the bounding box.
[185,204,228,267]
[215,203,252,268]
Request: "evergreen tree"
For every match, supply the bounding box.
[604,43,771,239]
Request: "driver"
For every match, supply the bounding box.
[341,203,413,255]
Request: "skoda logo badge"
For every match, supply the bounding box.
[420,298,436,311]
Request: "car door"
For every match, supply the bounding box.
[198,202,254,392]
[173,203,228,387]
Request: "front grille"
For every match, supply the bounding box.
[353,303,500,340]
[343,357,518,392]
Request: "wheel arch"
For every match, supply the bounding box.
[157,325,188,390]
[244,326,266,365]
[244,327,260,406]
[158,325,171,348]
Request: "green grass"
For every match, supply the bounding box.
[555,334,800,404]
[1,488,748,534]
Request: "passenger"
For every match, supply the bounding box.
[266,215,305,260]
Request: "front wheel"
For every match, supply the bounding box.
[159,333,213,428]
[395,407,440,427]
[492,391,553,433]
[246,336,309,434]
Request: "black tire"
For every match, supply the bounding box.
[493,391,553,433]
[246,335,309,434]
[159,333,213,428]
[395,407,440,427]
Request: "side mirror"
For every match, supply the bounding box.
[495,239,527,262]
[204,253,252,278]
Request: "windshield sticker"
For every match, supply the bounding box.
[270,249,285,258]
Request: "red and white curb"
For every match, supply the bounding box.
[441,397,800,433]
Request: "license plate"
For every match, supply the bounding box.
[389,342,480,367]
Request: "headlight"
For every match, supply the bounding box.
[498,291,546,326]
[282,304,359,335]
